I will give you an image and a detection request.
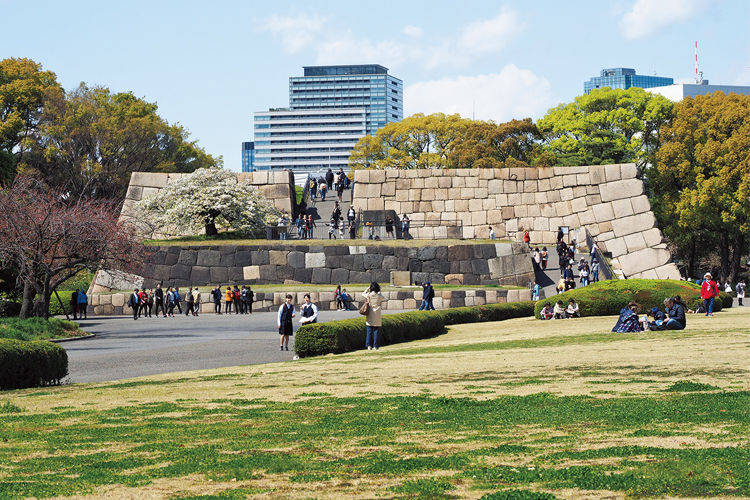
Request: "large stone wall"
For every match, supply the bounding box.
[136,242,533,290]
[352,165,679,280]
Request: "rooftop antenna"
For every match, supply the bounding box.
[472,101,475,121]
[694,41,700,84]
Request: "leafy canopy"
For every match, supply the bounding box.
[136,167,280,238]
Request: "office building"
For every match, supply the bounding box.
[647,83,750,102]
[253,108,366,171]
[250,65,402,171]
[584,68,673,94]
[241,142,255,172]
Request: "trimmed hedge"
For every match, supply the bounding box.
[295,301,535,358]
[0,339,68,390]
[533,279,732,319]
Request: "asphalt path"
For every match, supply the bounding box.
[63,308,405,384]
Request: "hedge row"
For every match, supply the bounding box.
[0,339,68,390]
[295,301,535,358]
[534,279,733,319]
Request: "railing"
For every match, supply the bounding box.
[583,227,615,281]
[265,218,464,241]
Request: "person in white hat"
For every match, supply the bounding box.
[700,272,719,317]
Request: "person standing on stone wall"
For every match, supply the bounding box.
[386,215,395,239]
[154,284,165,317]
[401,214,411,239]
[277,294,295,351]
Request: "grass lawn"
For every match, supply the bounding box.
[1,307,748,499]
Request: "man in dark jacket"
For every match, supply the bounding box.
[325,168,334,191]
[70,289,79,320]
[127,289,140,320]
[154,284,165,317]
[664,297,686,330]
[419,282,435,310]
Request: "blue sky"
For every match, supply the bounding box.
[2,0,748,171]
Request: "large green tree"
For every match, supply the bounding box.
[24,83,220,201]
[648,91,749,283]
[538,87,673,168]
[0,58,61,185]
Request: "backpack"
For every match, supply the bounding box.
[234,290,241,301]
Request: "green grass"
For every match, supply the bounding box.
[0,391,747,499]
[0,317,87,341]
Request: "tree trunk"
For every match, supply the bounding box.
[205,221,218,236]
[32,295,50,319]
[686,237,696,281]
[720,231,730,284]
[730,232,745,285]
[19,281,34,319]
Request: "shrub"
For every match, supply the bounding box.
[533,279,732,319]
[295,301,535,358]
[0,317,83,341]
[0,339,68,390]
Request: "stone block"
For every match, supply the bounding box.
[642,227,664,247]
[251,250,269,265]
[287,251,305,269]
[604,237,627,257]
[506,289,520,303]
[620,163,639,179]
[209,266,227,284]
[358,183,381,198]
[244,266,260,280]
[611,198,634,218]
[630,195,651,214]
[131,172,169,189]
[560,187,574,201]
[546,190,561,203]
[367,197,385,211]
[570,197,587,213]
[578,209,596,226]
[178,249,198,266]
[310,268,331,284]
[654,263,680,280]
[589,165,606,184]
[611,212,657,238]
[592,203,615,223]
[305,252,326,268]
[562,174,577,188]
[554,201,573,217]
[599,179,644,202]
[604,164,621,182]
[269,250,287,266]
[572,186,588,198]
[618,248,672,277]
[563,214,580,228]
[624,232,647,252]
[111,293,125,307]
[465,176,479,188]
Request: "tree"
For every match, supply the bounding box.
[648,91,750,282]
[136,167,281,237]
[0,176,146,318]
[538,87,673,168]
[0,58,61,185]
[23,83,219,201]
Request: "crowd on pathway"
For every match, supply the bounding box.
[126,284,256,320]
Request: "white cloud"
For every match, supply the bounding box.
[314,30,422,67]
[404,65,557,123]
[619,0,709,40]
[403,25,423,37]
[255,13,326,54]
[457,8,523,54]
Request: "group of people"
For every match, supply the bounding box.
[310,167,350,203]
[326,201,358,240]
[613,295,687,332]
[276,282,384,351]
[69,289,89,320]
[127,284,255,320]
[539,299,580,319]
[554,240,601,293]
[334,285,353,311]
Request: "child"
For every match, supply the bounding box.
[540,302,554,320]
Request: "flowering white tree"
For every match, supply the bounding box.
[136,167,280,238]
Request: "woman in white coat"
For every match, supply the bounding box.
[362,282,384,350]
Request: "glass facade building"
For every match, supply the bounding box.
[241,142,255,172]
[584,68,673,94]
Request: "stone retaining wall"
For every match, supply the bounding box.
[85,287,532,317]
[352,165,679,279]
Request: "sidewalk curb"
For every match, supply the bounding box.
[49,334,97,343]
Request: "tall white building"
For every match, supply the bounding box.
[647,83,750,101]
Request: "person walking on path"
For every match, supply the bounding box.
[138,289,149,318]
[277,294,295,351]
[154,284,165,317]
[541,247,548,270]
[173,287,183,315]
[184,286,195,316]
[363,282,384,350]
[591,258,600,283]
[77,289,89,319]
[306,214,315,239]
[737,280,746,306]
[419,282,435,310]
[128,289,140,320]
[240,286,249,314]
[700,272,719,317]
[325,168,334,193]
[211,285,222,314]
[225,286,234,314]
[193,287,201,316]
[299,294,318,325]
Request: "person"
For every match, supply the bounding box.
[558,241,568,270]
[580,263,590,287]
[348,205,356,224]
[307,214,315,239]
[173,287,183,314]
[277,212,288,240]
[700,272,719,317]
[349,221,356,240]
[246,286,254,314]
[310,177,317,201]
[541,247,548,270]
[127,288,140,320]
[154,283,166,317]
[556,227,564,244]
[299,294,319,325]
[332,201,341,225]
[664,296,686,330]
[556,276,565,294]
[184,286,195,316]
[532,248,541,271]
[613,302,642,332]
[647,306,667,330]
[165,287,175,317]
[335,285,344,311]
[590,240,599,259]
[566,299,580,318]
[70,289,80,320]
[325,168,334,194]
[724,281,732,293]
[296,213,305,239]
[233,285,241,314]
[320,181,327,201]
[489,226,495,240]
[193,287,201,316]
[336,173,345,203]
[524,230,531,248]
[532,281,540,301]
[340,288,351,311]
[211,285,222,314]
[145,289,154,318]
[225,286,233,314]
[401,214,411,239]
[277,294,295,351]
[553,300,566,319]
[363,282,384,350]
[591,259,600,283]
[75,289,88,319]
[419,282,435,310]
[366,221,374,240]
[540,302,554,320]
[386,215,395,239]
[138,288,149,318]
[563,264,575,291]
[737,280,746,306]
[328,220,337,239]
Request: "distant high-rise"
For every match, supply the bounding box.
[241,142,255,172]
[251,65,402,171]
[584,68,673,94]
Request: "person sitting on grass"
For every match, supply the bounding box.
[613,302,642,332]
[663,296,687,330]
[553,300,566,319]
[540,302,554,320]
[646,306,667,330]
[566,299,580,318]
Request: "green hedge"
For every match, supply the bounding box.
[0,339,68,390]
[295,301,535,358]
[533,279,732,319]
[0,317,83,341]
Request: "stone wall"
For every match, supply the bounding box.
[137,242,534,290]
[85,287,532,317]
[352,165,679,280]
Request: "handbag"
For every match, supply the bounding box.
[359,297,371,316]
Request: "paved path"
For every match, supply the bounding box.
[63,308,374,384]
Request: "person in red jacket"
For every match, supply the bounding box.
[700,272,719,317]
